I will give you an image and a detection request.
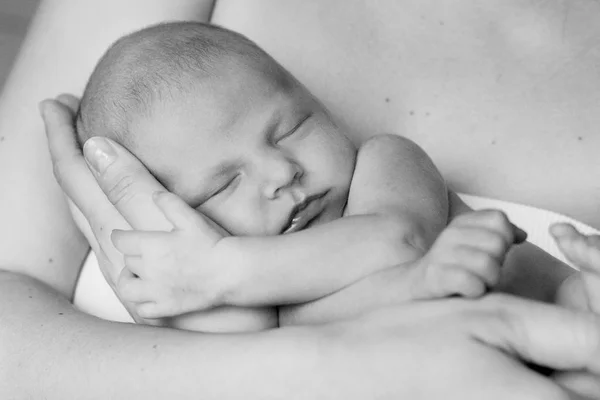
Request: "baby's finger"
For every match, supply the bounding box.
[153,191,205,231]
[449,228,512,262]
[111,229,171,256]
[455,210,518,246]
[111,229,142,255]
[117,272,156,304]
[154,191,230,238]
[453,248,502,288]
[444,269,487,298]
[136,302,166,320]
[137,295,203,319]
[124,255,144,277]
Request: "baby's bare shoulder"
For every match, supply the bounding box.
[347,134,447,229]
[357,134,425,160]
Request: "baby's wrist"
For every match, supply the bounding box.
[406,258,439,301]
[212,236,248,306]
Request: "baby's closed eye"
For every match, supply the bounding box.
[275,113,313,143]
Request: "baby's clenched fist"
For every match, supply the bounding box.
[411,209,527,300]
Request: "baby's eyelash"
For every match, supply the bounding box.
[212,174,240,197]
[277,113,312,141]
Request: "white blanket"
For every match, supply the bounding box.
[73,194,599,323]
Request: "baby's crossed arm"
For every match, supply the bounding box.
[111,134,528,326]
[112,134,454,321]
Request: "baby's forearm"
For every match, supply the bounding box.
[222,214,422,307]
[279,260,422,326]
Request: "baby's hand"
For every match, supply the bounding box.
[551,223,600,313]
[412,210,527,299]
[111,191,234,319]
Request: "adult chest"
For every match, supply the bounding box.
[213,0,600,228]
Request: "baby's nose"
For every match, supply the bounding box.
[262,159,303,199]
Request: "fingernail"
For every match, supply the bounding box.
[83,137,117,174]
[152,191,168,204]
[152,191,166,200]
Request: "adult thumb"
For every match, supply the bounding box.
[474,295,600,373]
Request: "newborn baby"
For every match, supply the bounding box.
[77,22,600,331]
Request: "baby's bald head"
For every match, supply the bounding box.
[77,22,292,150]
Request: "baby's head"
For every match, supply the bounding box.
[78,22,356,236]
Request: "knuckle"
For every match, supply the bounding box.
[482,261,501,280]
[450,270,472,289]
[51,156,75,186]
[471,251,493,267]
[104,173,137,206]
[486,234,506,253]
[486,209,510,227]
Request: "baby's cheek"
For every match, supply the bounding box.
[222,206,267,236]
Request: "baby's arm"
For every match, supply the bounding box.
[113,135,449,318]
[232,134,449,305]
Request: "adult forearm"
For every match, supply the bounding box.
[0,0,217,302]
[0,271,319,399]
[226,214,418,306]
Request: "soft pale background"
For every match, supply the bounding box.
[0,0,39,91]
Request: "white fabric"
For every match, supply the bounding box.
[73,194,599,322]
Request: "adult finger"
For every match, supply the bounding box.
[82,136,173,231]
[55,93,80,113]
[473,294,600,374]
[41,99,129,282]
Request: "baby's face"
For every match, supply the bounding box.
[130,68,356,236]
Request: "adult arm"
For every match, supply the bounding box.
[31,99,600,399]
[0,0,224,391]
[0,0,216,297]
[4,271,600,398]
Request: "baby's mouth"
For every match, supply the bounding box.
[281,192,327,234]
